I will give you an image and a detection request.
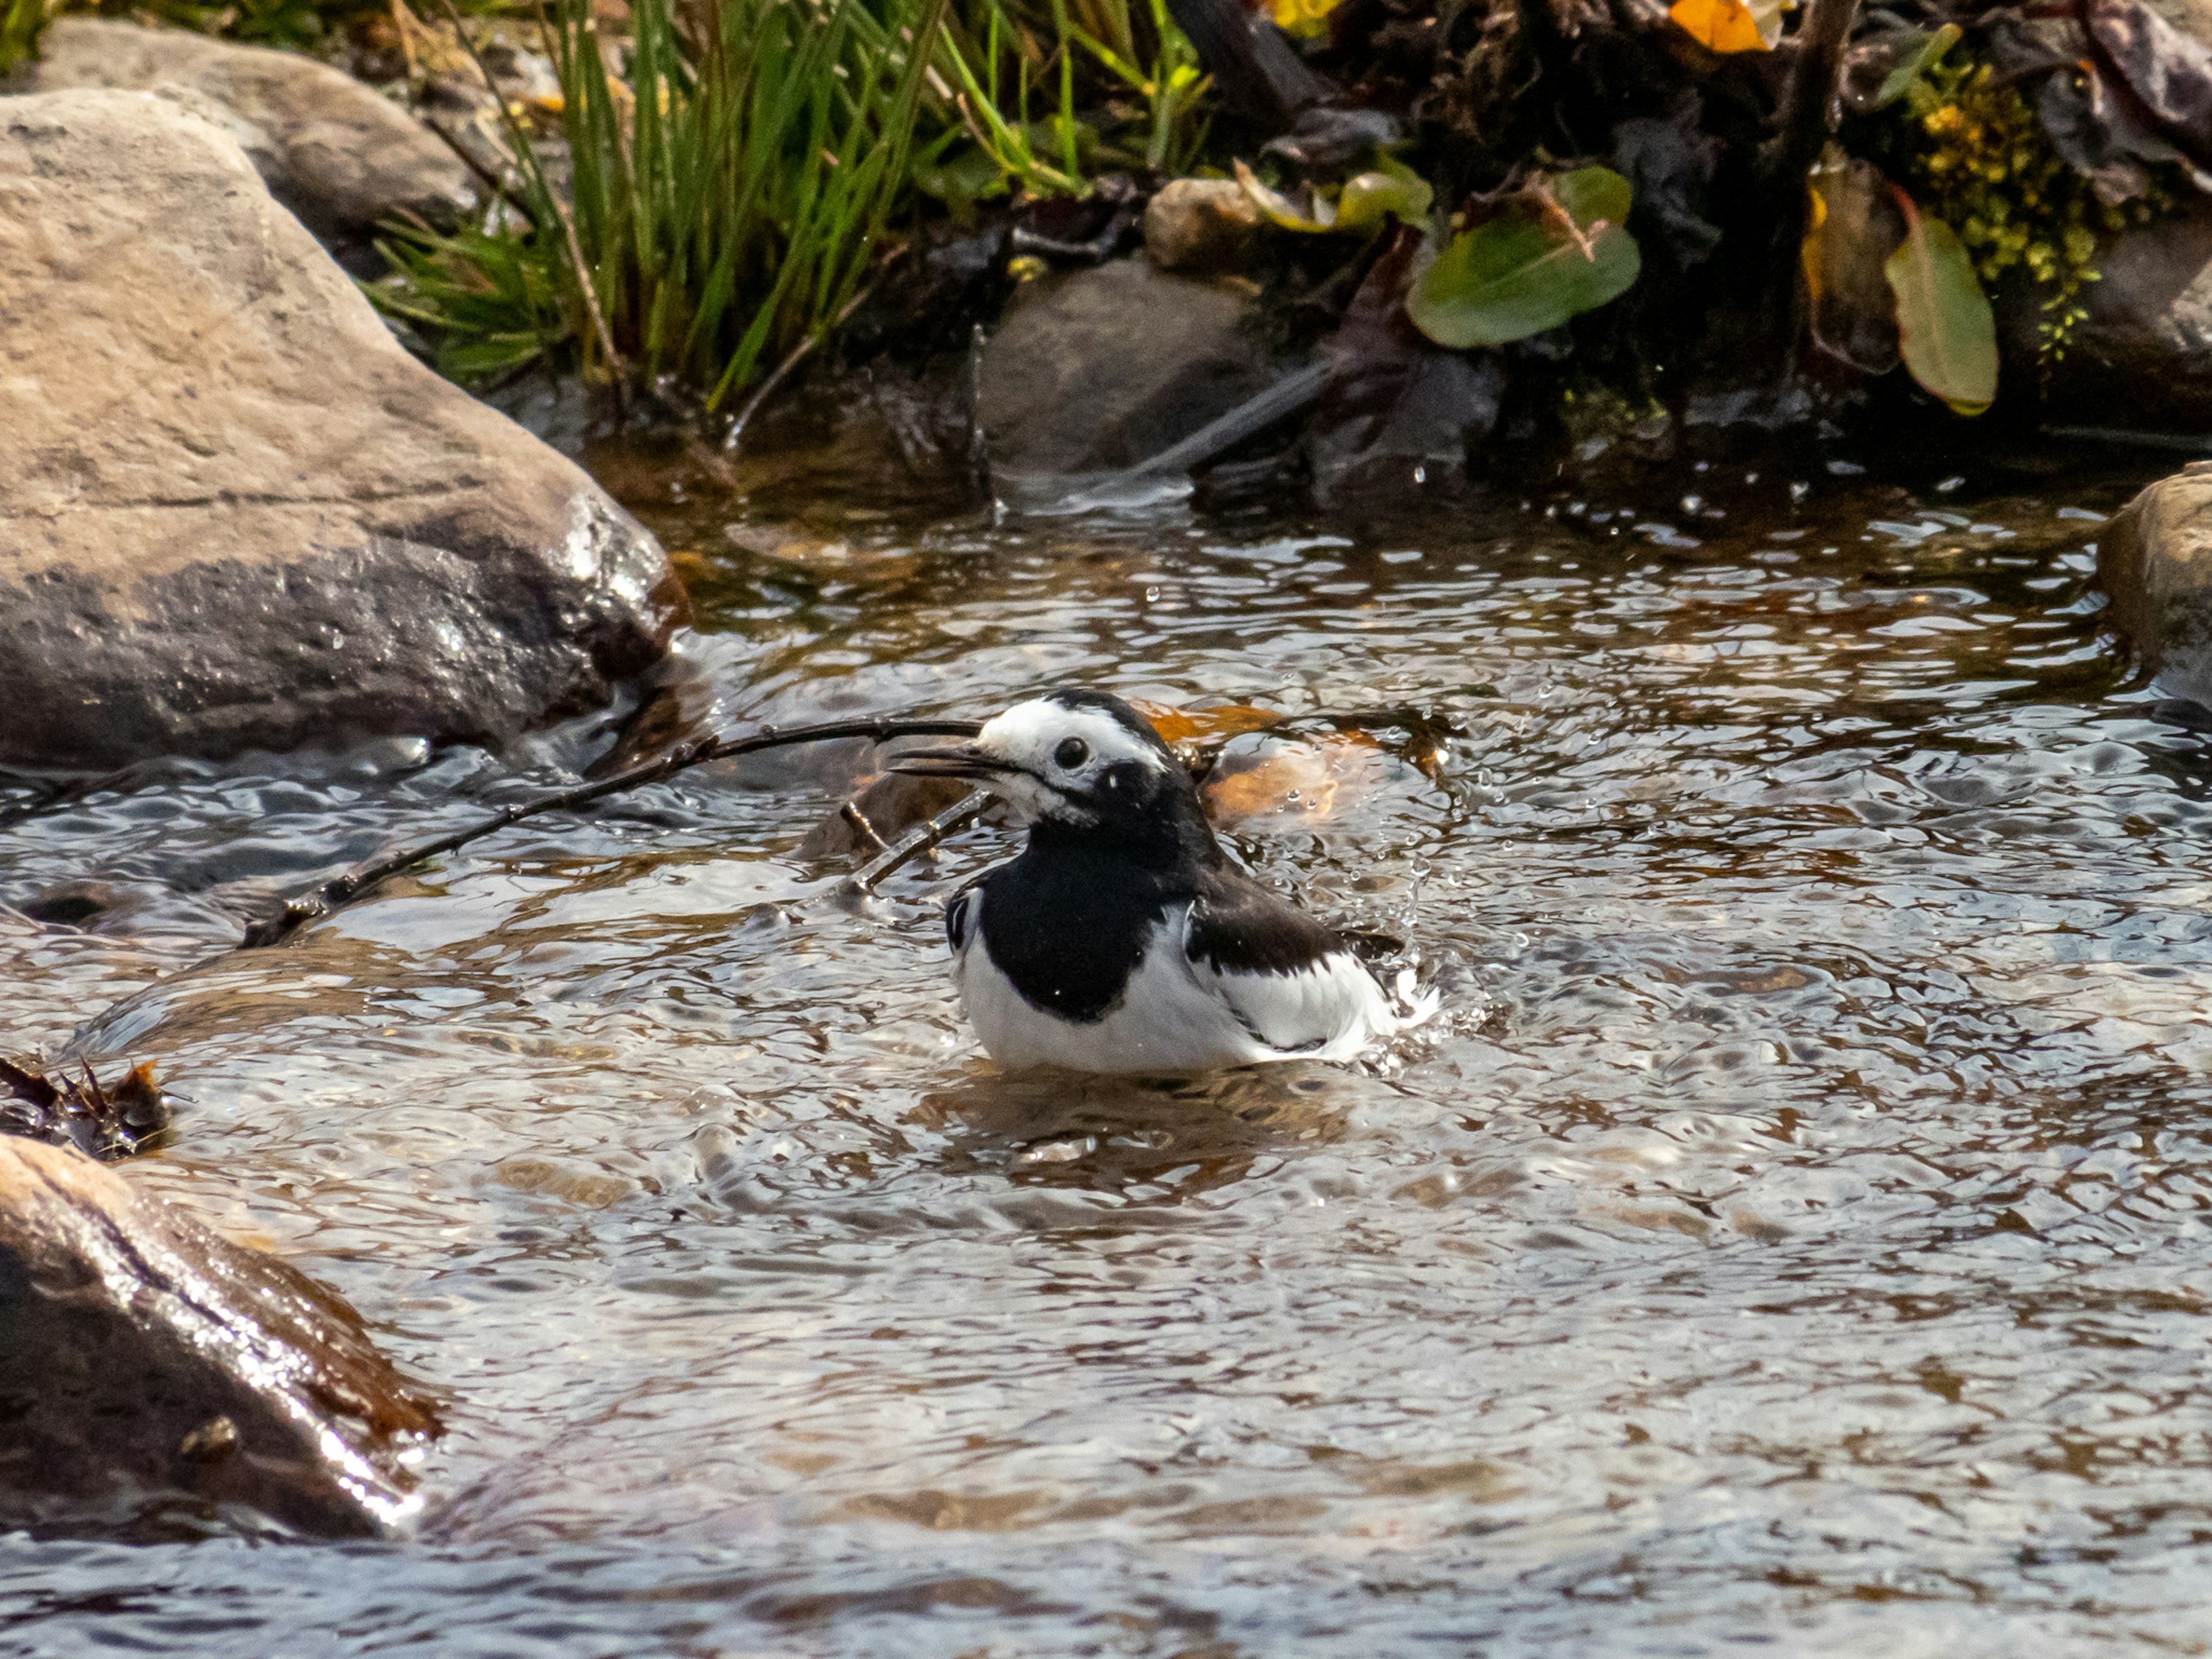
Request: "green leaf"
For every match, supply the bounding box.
[1885,190,1997,415]
[1870,24,1961,112]
[1406,166,1641,348]
[1333,156,1434,234]
[1235,158,1336,232]
[1233,156,1431,237]
[912,144,1007,214]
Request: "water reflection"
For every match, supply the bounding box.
[8,437,2212,1652]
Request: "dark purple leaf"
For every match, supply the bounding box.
[1302,224,1506,503]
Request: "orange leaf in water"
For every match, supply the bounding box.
[1130,700,1281,745]
[1668,0,1768,52]
[1203,734,1384,825]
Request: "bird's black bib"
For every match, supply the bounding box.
[968,840,1183,1024]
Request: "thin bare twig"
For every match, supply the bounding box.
[839,786,993,896]
[840,799,891,854]
[243,715,983,947]
[1528,177,1603,263]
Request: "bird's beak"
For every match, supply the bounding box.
[888,743,1013,782]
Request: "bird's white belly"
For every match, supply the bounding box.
[956,918,1271,1073]
[952,905,1413,1073]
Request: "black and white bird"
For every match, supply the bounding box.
[892,690,1435,1073]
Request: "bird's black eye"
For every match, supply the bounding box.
[1053,736,1090,771]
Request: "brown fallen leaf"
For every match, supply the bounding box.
[1802,146,1904,376]
[1203,733,1385,826]
[0,1056,171,1162]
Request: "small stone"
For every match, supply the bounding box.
[177,1416,240,1463]
[976,257,1274,496]
[795,771,982,859]
[1143,177,1268,276]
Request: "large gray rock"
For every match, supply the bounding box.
[2002,199,2212,431]
[0,1135,440,1536]
[976,257,1274,503]
[12,17,481,243]
[0,91,685,771]
[2100,461,2212,703]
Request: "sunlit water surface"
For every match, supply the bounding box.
[7,435,2212,1656]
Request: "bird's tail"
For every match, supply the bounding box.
[1388,965,1442,1032]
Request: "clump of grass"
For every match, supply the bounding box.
[370,218,569,383]
[373,0,1214,403]
[919,0,1209,207]
[377,0,951,406]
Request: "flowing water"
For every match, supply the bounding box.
[6,426,2212,1656]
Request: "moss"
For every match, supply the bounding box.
[1884,56,2180,363]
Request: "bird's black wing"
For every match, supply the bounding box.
[1183,865,1387,1052]
[1184,863,1346,975]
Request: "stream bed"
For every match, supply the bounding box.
[6,429,2212,1654]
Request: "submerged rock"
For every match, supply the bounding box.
[2101,461,2212,704]
[0,1056,171,1162]
[0,1136,439,1537]
[976,257,1274,502]
[9,18,482,249]
[0,91,686,772]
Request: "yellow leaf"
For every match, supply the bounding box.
[1272,0,1340,39]
[1234,159,1335,233]
[1669,0,1769,52]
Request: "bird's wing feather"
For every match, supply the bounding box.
[945,874,987,953]
[1181,868,1392,1055]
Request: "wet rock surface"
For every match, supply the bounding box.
[0,91,686,772]
[2099,459,2212,702]
[9,18,482,249]
[0,1136,438,1537]
[2001,199,2212,430]
[976,257,1274,500]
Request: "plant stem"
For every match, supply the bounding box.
[1762,0,1859,199]
[438,0,628,397]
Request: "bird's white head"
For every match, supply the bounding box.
[892,690,1182,828]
